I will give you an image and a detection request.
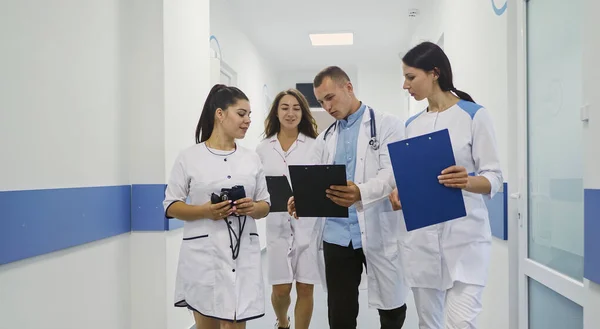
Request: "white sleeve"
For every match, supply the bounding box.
[255,141,267,165]
[307,135,327,165]
[472,108,503,199]
[253,154,271,205]
[163,153,189,218]
[356,113,405,207]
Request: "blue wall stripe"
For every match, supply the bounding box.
[131,184,168,231]
[502,182,508,239]
[0,181,513,264]
[0,185,132,265]
[169,218,185,230]
[486,182,508,240]
[0,183,189,265]
[584,188,600,284]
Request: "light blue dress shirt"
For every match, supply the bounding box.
[322,103,366,249]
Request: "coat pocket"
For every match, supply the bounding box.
[377,207,401,258]
[183,234,209,241]
[181,234,215,285]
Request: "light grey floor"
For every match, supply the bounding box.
[243,250,419,329]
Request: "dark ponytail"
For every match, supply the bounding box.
[402,41,474,103]
[195,84,249,144]
[452,88,474,103]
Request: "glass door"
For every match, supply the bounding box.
[516,0,585,327]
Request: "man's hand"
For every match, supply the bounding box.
[326,180,361,207]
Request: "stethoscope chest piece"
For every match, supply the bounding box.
[369,137,380,150]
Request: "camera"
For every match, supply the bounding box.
[211,185,246,204]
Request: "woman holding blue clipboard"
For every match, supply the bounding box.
[389,42,503,329]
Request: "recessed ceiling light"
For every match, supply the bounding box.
[309,32,354,46]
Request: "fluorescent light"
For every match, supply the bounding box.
[309,33,354,46]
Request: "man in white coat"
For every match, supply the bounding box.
[287,66,409,329]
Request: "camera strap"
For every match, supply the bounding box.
[225,214,247,260]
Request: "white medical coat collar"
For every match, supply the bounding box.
[268,132,307,143]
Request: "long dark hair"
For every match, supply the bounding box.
[195,84,249,143]
[402,41,474,103]
[264,89,318,139]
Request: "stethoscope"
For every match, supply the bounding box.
[323,106,379,150]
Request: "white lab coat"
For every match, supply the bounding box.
[255,133,320,285]
[163,143,271,322]
[402,100,503,290]
[309,105,410,310]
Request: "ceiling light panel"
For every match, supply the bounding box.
[309,33,354,46]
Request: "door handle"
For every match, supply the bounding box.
[510,192,521,199]
[581,103,590,122]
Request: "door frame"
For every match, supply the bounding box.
[513,0,586,327]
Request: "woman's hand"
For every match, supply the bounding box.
[206,200,233,220]
[438,165,469,189]
[287,196,298,219]
[389,188,402,211]
[233,197,255,216]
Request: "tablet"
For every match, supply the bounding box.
[288,164,348,218]
[265,175,293,213]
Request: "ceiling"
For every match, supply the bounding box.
[227,0,422,71]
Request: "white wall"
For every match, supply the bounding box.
[278,64,407,122]
[210,0,278,151]
[278,67,358,94]
[0,0,210,328]
[125,0,165,185]
[408,0,509,180]
[164,0,211,176]
[0,1,131,328]
[132,0,211,328]
[129,230,189,329]
[130,233,167,329]
[0,0,128,191]
[407,1,510,329]
[356,62,408,121]
[0,235,131,329]
[210,0,278,249]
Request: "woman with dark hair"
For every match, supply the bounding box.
[389,41,503,329]
[163,84,271,329]
[255,89,319,329]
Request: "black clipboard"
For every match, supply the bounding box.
[265,176,293,213]
[288,164,348,218]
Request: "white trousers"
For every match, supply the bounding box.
[412,282,484,329]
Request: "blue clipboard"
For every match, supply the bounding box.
[388,129,467,231]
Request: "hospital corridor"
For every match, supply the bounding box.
[1,0,600,329]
